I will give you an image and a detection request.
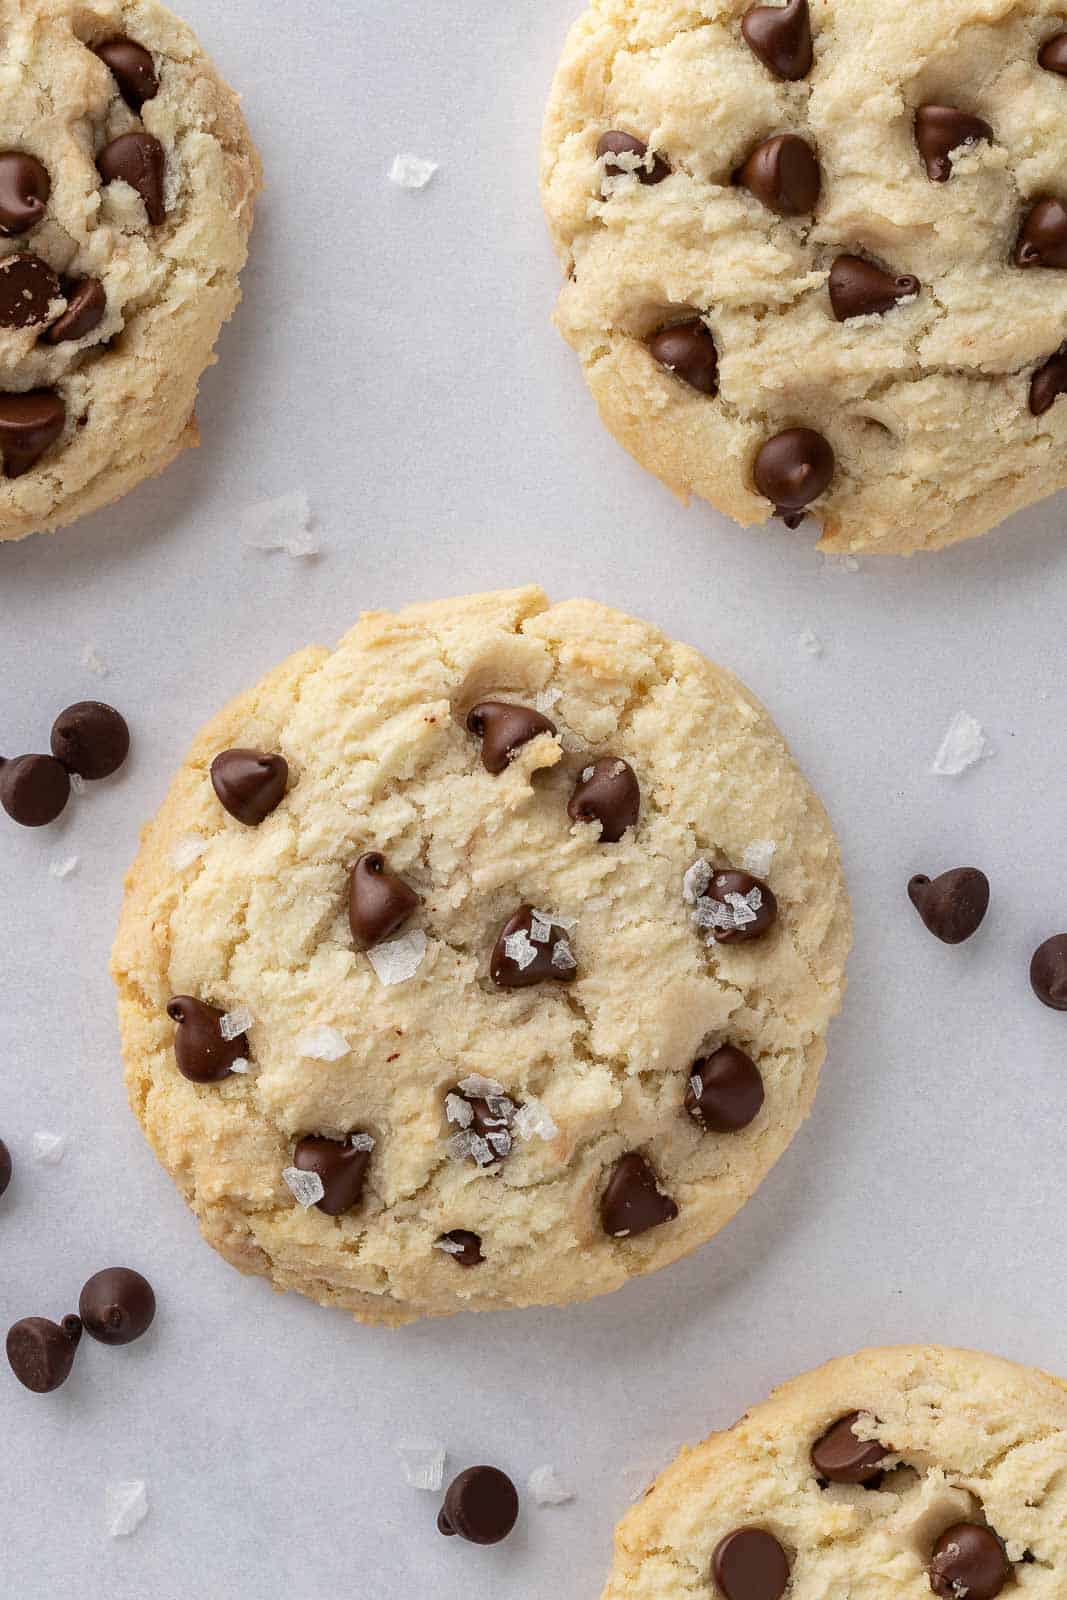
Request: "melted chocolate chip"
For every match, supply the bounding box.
[0,753,70,826]
[0,389,65,477]
[467,701,556,774]
[94,37,159,111]
[596,131,669,185]
[568,756,640,841]
[292,1135,372,1215]
[647,320,719,395]
[166,996,247,1083]
[0,1138,11,1198]
[601,1152,678,1238]
[811,1413,889,1483]
[907,867,989,944]
[753,428,834,526]
[1039,31,1067,74]
[348,851,420,948]
[1030,934,1067,1009]
[0,153,50,236]
[737,134,820,215]
[210,749,288,826]
[6,1314,82,1392]
[51,701,129,780]
[685,1046,765,1132]
[490,904,578,988]
[437,1229,484,1266]
[915,106,992,182]
[97,132,166,225]
[1030,344,1067,415]
[43,277,106,345]
[712,1528,790,1600]
[437,1467,519,1544]
[0,253,59,329]
[706,869,778,943]
[828,255,920,320]
[741,0,812,80]
[78,1268,155,1345]
[1016,197,1067,267]
[929,1525,1011,1600]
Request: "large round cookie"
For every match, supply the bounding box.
[602,1345,1067,1599]
[112,587,850,1325]
[542,0,1067,556]
[0,0,259,541]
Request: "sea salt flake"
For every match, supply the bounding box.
[581,765,595,782]
[550,911,578,931]
[469,1134,494,1167]
[693,895,731,931]
[349,1133,375,1152]
[396,1441,446,1491]
[931,711,991,777]
[487,1129,512,1157]
[458,1074,504,1099]
[689,1074,704,1103]
[170,832,206,870]
[229,1057,251,1075]
[742,840,776,878]
[282,1166,325,1209]
[797,629,824,658]
[49,855,79,879]
[504,929,537,970]
[81,643,109,677]
[445,1092,474,1128]
[683,859,712,903]
[528,1465,575,1506]
[435,1236,465,1256]
[821,550,861,573]
[534,687,561,714]
[551,938,577,972]
[446,1129,476,1162]
[68,772,86,796]
[513,1099,558,1142]
[529,911,553,944]
[33,1131,66,1165]
[220,1005,253,1041]
[367,929,427,986]
[389,153,438,190]
[105,1480,148,1538]
[483,1095,516,1124]
[237,490,318,558]
[725,890,760,928]
[296,1025,349,1061]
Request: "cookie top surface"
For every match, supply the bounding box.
[541,0,1067,556]
[0,0,259,541]
[112,587,850,1325]
[602,1344,1067,1599]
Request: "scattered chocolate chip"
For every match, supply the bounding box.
[467,701,556,774]
[907,868,989,944]
[712,1527,790,1600]
[568,756,640,841]
[1040,31,1067,74]
[0,1138,11,1198]
[166,996,246,1083]
[596,130,669,185]
[829,255,920,320]
[97,132,166,226]
[0,153,50,236]
[685,1045,765,1132]
[6,1314,82,1392]
[437,1229,484,1266]
[741,0,812,80]
[437,1466,519,1544]
[1030,934,1067,1010]
[0,389,66,477]
[78,1268,155,1346]
[42,276,106,345]
[292,1135,371,1215]
[209,748,288,826]
[915,106,993,182]
[93,37,159,111]
[737,133,820,215]
[811,1412,889,1483]
[50,701,129,780]
[753,428,834,527]
[490,904,578,988]
[1016,196,1067,268]
[929,1524,1011,1600]
[0,753,70,826]
[647,320,719,395]
[348,851,420,948]
[601,1152,678,1238]
[706,869,778,943]
[1030,344,1067,415]
[0,253,59,329]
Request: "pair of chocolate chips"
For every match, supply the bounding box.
[908,868,1067,1011]
[7,1268,155,1393]
[0,254,105,345]
[1,700,129,826]
[437,1466,518,1544]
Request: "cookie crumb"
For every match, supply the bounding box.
[81,644,110,677]
[105,1480,148,1538]
[820,551,861,573]
[229,1057,251,1075]
[237,491,318,558]
[528,1465,574,1506]
[282,1167,325,1209]
[396,1441,446,1490]
[296,1025,349,1061]
[367,929,427,986]
[931,711,991,776]
[389,153,438,190]
[514,1099,558,1142]
[32,1131,67,1165]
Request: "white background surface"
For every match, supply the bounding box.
[2,1,1067,1594]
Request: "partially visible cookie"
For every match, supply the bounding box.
[602,1345,1067,1599]
[0,0,260,541]
[112,586,850,1325]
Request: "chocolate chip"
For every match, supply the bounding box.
[753,428,834,527]
[1030,344,1067,415]
[467,701,556,774]
[50,700,129,780]
[737,134,820,215]
[915,106,992,182]
[810,1412,888,1483]
[448,1086,518,1165]
[706,869,778,943]
[166,996,247,1083]
[437,1229,484,1266]
[647,320,719,396]
[0,389,66,477]
[437,1466,519,1544]
[741,0,812,80]
[907,867,989,945]
[78,1268,155,1345]
[601,1152,678,1238]
[6,1314,82,1392]
[0,1138,11,1198]
[1030,934,1067,1010]
[43,276,106,345]
[94,37,159,111]
[828,255,920,321]
[490,904,578,988]
[712,1528,790,1600]
[1015,197,1067,268]
[0,153,50,236]
[210,748,288,826]
[596,131,669,185]
[292,1135,372,1215]
[348,851,420,948]
[568,756,640,841]
[685,1046,765,1132]
[1040,31,1067,74]
[930,1525,1011,1600]
[0,753,70,826]
[97,132,166,226]
[0,253,59,329]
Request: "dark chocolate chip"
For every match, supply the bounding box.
[437,1466,519,1544]
[348,851,420,948]
[907,868,989,944]
[811,1412,889,1483]
[490,904,578,988]
[596,130,669,185]
[568,756,640,841]
[0,1138,11,1198]
[712,1528,790,1600]
[1015,197,1067,268]
[0,389,66,476]
[467,701,556,774]
[929,1524,1011,1600]
[1030,344,1067,415]
[685,1045,764,1132]
[292,1135,372,1215]
[0,753,70,826]
[753,428,834,526]
[828,255,920,321]
[1030,934,1067,1010]
[447,1084,518,1166]
[741,0,812,80]
[706,869,778,943]
[94,37,159,111]
[78,1268,155,1345]
[6,1314,82,1392]
[647,320,719,395]
[43,276,106,345]
[437,1229,484,1266]
[0,153,50,236]
[1039,31,1067,74]
[915,106,993,182]
[737,134,820,215]
[600,1152,678,1237]
[166,996,247,1083]
[0,253,59,329]
[210,748,288,826]
[97,132,166,226]
[50,700,129,780]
